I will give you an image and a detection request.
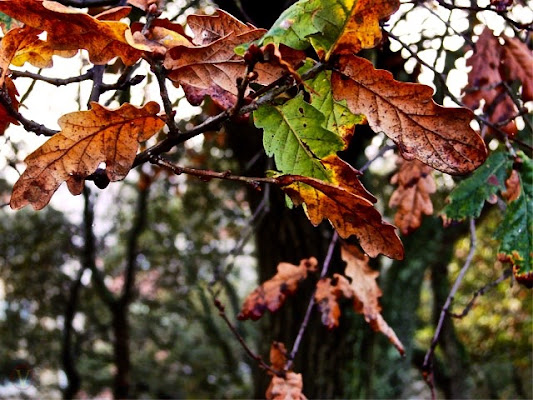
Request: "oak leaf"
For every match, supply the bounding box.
[389,159,435,235]
[501,169,521,203]
[130,19,192,57]
[341,243,405,355]
[238,258,318,320]
[442,151,512,221]
[10,102,164,210]
[495,152,532,286]
[0,76,19,134]
[0,26,41,85]
[164,11,304,108]
[266,372,307,400]
[462,28,519,136]
[314,274,353,329]
[269,341,288,371]
[311,0,400,59]
[332,55,487,175]
[278,173,403,259]
[501,35,533,102]
[0,0,143,65]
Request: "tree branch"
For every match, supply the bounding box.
[448,268,513,319]
[212,297,284,377]
[422,218,477,399]
[284,231,339,371]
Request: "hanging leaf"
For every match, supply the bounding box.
[0,0,143,65]
[0,76,19,134]
[332,54,487,175]
[389,159,436,235]
[238,258,318,320]
[495,152,532,287]
[266,372,307,400]
[501,169,521,203]
[278,174,403,259]
[10,102,164,210]
[442,151,512,221]
[314,274,353,329]
[341,243,405,355]
[501,35,533,102]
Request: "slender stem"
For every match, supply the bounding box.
[285,231,339,371]
[212,297,284,377]
[11,70,94,86]
[448,268,513,319]
[422,219,477,397]
[151,156,279,187]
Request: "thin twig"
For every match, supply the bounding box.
[422,218,477,398]
[212,297,284,377]
[449,268,513,319]
[0,88,58,136]
[150,60,179,134]
[285,231,339,371]
[11,69,94,86]
[150,156,279,188]
[360,144,396,173]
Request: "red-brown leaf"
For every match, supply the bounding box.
[389,159,436,235]
[341,243,405,355]
[238,258,318,320]
[332,54,487,175]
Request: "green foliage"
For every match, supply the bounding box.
[496,152,533,276]
[261,0,318,50]
[254,94,343,179]
[306,70,365,137]
[443,151,512,220]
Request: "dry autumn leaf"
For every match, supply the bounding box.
[164,11,304,108]
[266,372,307,400]
[278,173,404,260]
[10,102,164,210]
[0,0,143,65]
[269,341,288,371]
[314,274,353,329]
[238,258,318,320]
[389,159,436,235]
[0,76,19,134]
[501,35,533,102]
[501,168,521,203]
[341,243,405,355]
[332,54,487,175]
[462,28,518,136]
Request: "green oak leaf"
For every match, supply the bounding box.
[253,94,343,180]
[307,70,365,142]
[260,0,319,50]
[495,152,532,280]
[443,151,512,220]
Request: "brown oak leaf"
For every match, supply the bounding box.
[164,11,304,108]
[462,28,520,137]
[266,372,307,400]
[389,159,436,235]
[238,258,318,320]
[0,0,143,65]
[10,102,164,210]
[269,341,288,371]
[501,168,521,203]
[130,19,192,58]
[501,35,533,102]
[314,274,353,329]
[341,243,405,355]
[278,173,404,260]
[0,76,19,134]
[332,54,487,175]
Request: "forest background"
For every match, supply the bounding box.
[0,0,531,399]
